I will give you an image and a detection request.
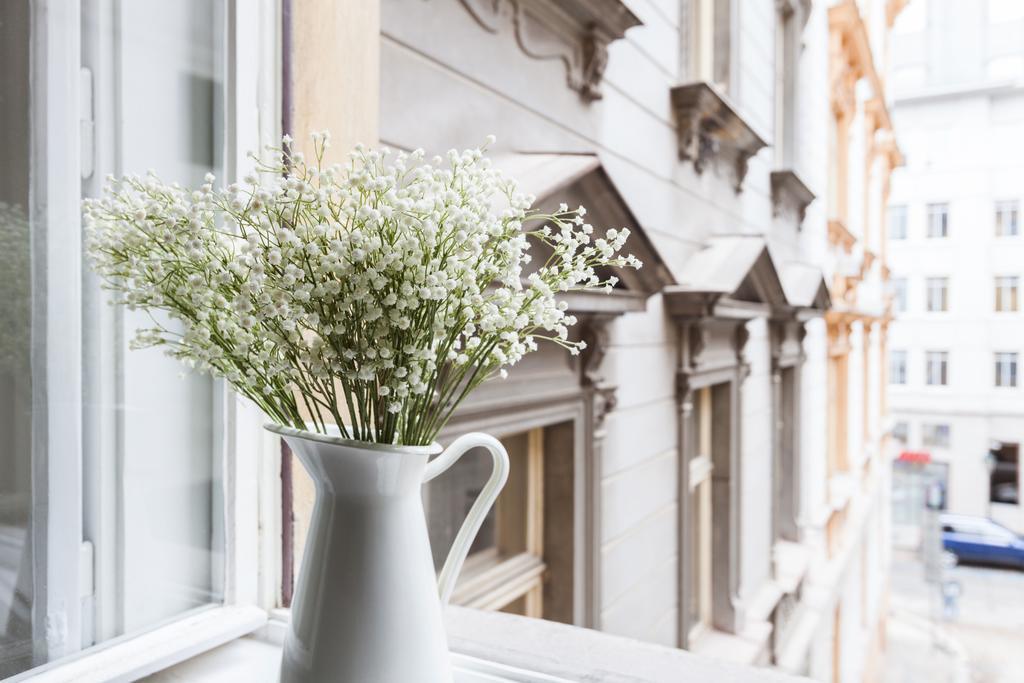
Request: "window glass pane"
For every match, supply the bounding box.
[996,201,1019,237]
[927,203,949,238]
[0,2,34,675]
[995,276,1018,312]
[926,277,948,312]
[0,3,227,676]
[81,0,225,643]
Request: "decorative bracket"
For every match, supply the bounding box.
[457,0,640,102]
[670,82,768,193]
[579,313,619,427]
[771,170,816,226]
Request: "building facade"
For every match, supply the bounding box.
[376,0,902,680]
[887,0,1024,534]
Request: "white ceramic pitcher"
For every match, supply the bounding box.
[267,424,510,683]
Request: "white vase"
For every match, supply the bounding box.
[267,424,510,683]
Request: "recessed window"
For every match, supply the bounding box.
[927,203,949,238]
[888,205,908,240]
[990,443,1019,505]
[995,352,1018,387]
[926,351,949,386]
[995,276,1019,312]
[996,201,1019,237]
[926,277,949,312]
[687,386,715,640]
[691,0,732,91]
[922,423,951,448]
[890,277,908,313]
[890,350,908,385]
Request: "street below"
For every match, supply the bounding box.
[885,548,1024,683]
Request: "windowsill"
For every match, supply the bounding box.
[147,607,803,682]
[687,620,773,668]
[15,605,267,683]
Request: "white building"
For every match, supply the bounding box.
[888,0,1024,533]
[0,0,901,681]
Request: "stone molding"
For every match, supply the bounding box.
[770,170,816,226]
[456,0,640,102]
[670,82,767,192]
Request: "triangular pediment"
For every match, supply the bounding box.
[781,261,832,313]
[663,236,790,318]
[495,153,676,313]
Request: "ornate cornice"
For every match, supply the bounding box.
[771,170,816,226]
[827,219,857,254]
[457,0,640,102]
[670,82,768,192]
[829,1,896,134]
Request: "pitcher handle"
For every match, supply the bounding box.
[423,433,510,606]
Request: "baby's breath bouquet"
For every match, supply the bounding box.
[84,133,640,445]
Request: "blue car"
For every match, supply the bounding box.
[940,513,1024,569]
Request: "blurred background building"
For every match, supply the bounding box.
[887,0,1024,535]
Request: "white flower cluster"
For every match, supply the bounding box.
[84,133,640,445]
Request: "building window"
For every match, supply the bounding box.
[990,443,1019,505]
[888,205,908,240]
[922,423,951,448]
[890,277,908,313]
[774,1,801,169]
[996,200,1019,237]
[773,364,799,544]
[0,2,238,678]
[691,0,732,91]
[995,352,1018,388]
[925,277,949,312]
[890,350,908,385]
[687,386,715,640]
[995,276,1019,312]
[927,203,949,238]
[892,421,909,444]
[926,351,949,386]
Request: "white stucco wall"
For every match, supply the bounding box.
[379,0,885,673]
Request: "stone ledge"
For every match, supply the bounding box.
[446,606,809,682]
[670,82,768,193]
[770,170,816,226]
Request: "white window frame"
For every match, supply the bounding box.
[995,352,1018,388]
[926,203,949,238]
[925,277,948,312]
[889,350,907,385]
[995,276,1019,312]
[922,423,950,448]
[687,387,714,642]
[995,200,1019,237]
[925,351,949,387]
[12,1,281,681]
